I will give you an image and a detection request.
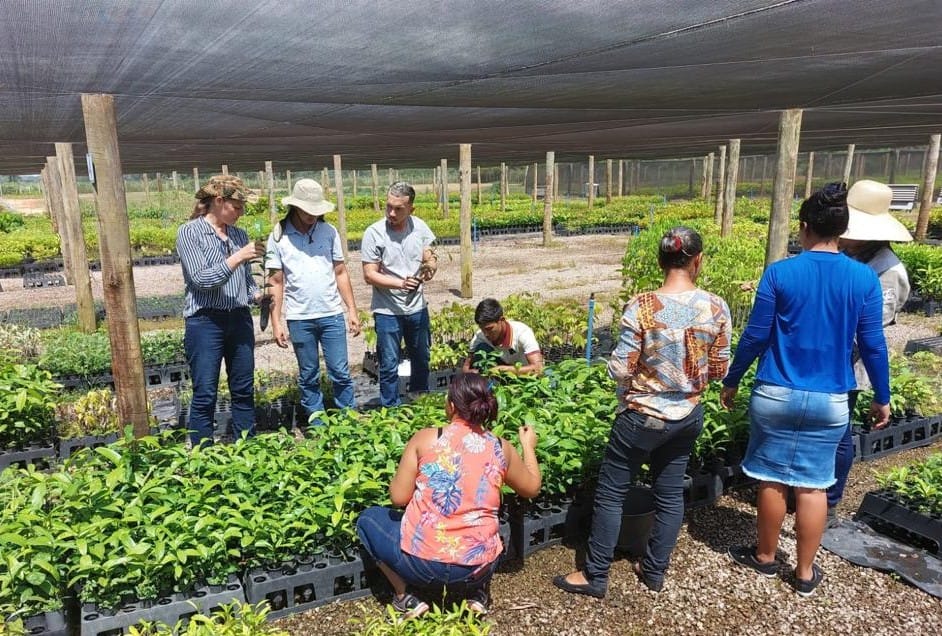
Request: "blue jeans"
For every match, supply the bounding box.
[288,313,355,422]
[184,308,255,445]
[374,309,431,407]
[356,506,496,589]
[584,405,703,590]
[827,391,859,507]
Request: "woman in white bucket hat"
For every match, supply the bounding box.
[827,179,912,523]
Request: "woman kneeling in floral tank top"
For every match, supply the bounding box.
[356,373,542,619]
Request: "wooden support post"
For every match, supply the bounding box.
[842,144,855,185]
[889,149,899,182]
[554,163,560,202]
[44,158,73,285]
[721,139,741,237]
[142,172,150,198]
[155,172,163,194]
[371,163,380,212]
[606,159,613,204]
[883,151,891,180]
[192,167,199,191]
[440,158,449,218]
[40,167,55,231]
[333,154,348,259]
[81,93,149,437]
[459,144,472,298]
[804,151,815,199]
[55,143,97,333]
[766,110,802,265]
[286,170,292,193]
[433,166,440,203]
[476,165,482,205]
[264,161,275,224]
[915,134,941,240]
[687,158,695,198]
[532,162,539,204]
[500,162,506,213]
[544,151,555,247]
[221,164,229,175]
[704,153,714,200]
[700,155,709,198]
[171,170,178,191]
[587,155,595,208]
[322,168,330,196]
[758,156,768,197]
[388,168,394,185]
[352,169,357,197]
[714,145,726,225]
[617,160,624,197]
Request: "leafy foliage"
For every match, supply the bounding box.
[128,601,288,635]
[0,362,59,448]
[56,388,121,438]
[876,453,942,516]
[38,329,184,377]
[350,601,491,635]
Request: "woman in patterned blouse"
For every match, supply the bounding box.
[356,373,542,618]
[554,226,732,597]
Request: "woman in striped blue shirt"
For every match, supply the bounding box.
[176,175,266,445]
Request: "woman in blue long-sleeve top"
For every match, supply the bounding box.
[176,175,265,445]
[720,182,890,597]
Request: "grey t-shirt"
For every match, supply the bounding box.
[361,216,436,315]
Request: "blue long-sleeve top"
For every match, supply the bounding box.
[723,250,890,404]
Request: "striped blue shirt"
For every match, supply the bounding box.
[176,216,258,318]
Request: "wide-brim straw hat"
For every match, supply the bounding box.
[842,179,913,242]
[282,179,335,216]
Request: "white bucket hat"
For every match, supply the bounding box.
[282,179,335,216]
[842,180,913,242]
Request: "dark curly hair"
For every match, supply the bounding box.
[657,226,703,270]
[799,182,849,239]
[448,373,498,428]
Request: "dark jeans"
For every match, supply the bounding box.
[356,506,496,589]
[827,391,859,508]
[374,309,431,407]
[287,313,355,422]
[584,405,703,590]
[184,308,256,445]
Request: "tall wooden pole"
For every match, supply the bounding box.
[500,162,507,213]
[554,163,560,202]
[804,151,815,199]
[322,168,330,196]
[714,145,727,225]
[543,151,555,247]
[842,144,855,185]
[81,93,148,437]
[55,143,96,333]
[915,134,941,240]
[758,156,768,197]
[476,165,482,205]
[352,170,358,197]
[286,170,293,193]
[333,154,348,259]
[221,164,229,175]
[606,159,613,204]
[721,139,741,237]
[587,155,595,208]
[192,167,199,192]
[371,163,380,212]
[265,161,275,225]
[617,160,624,197]
[532,162,539,204]
[388,168,394,185]
[766,110,802,265]
[704,152,714,200]
[459,144,472,298]
[440,158,449,218]
[44,158,73,284]
[700,155,709,198]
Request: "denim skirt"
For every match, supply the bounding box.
[742,382,849,489]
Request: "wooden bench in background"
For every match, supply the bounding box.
[888,184,919,211]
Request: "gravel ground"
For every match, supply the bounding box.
[4,231,941,633]
[275,441,942,636]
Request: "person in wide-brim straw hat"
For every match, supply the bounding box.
[827,179,913,526]
[265,178,361,424]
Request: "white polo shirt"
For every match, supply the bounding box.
[265,220,345,320]
[469,320,540,366]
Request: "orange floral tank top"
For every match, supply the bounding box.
[400,418,508,566]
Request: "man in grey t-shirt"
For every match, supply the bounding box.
[361,182,438,406]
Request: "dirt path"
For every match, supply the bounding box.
[0,233,629,372]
